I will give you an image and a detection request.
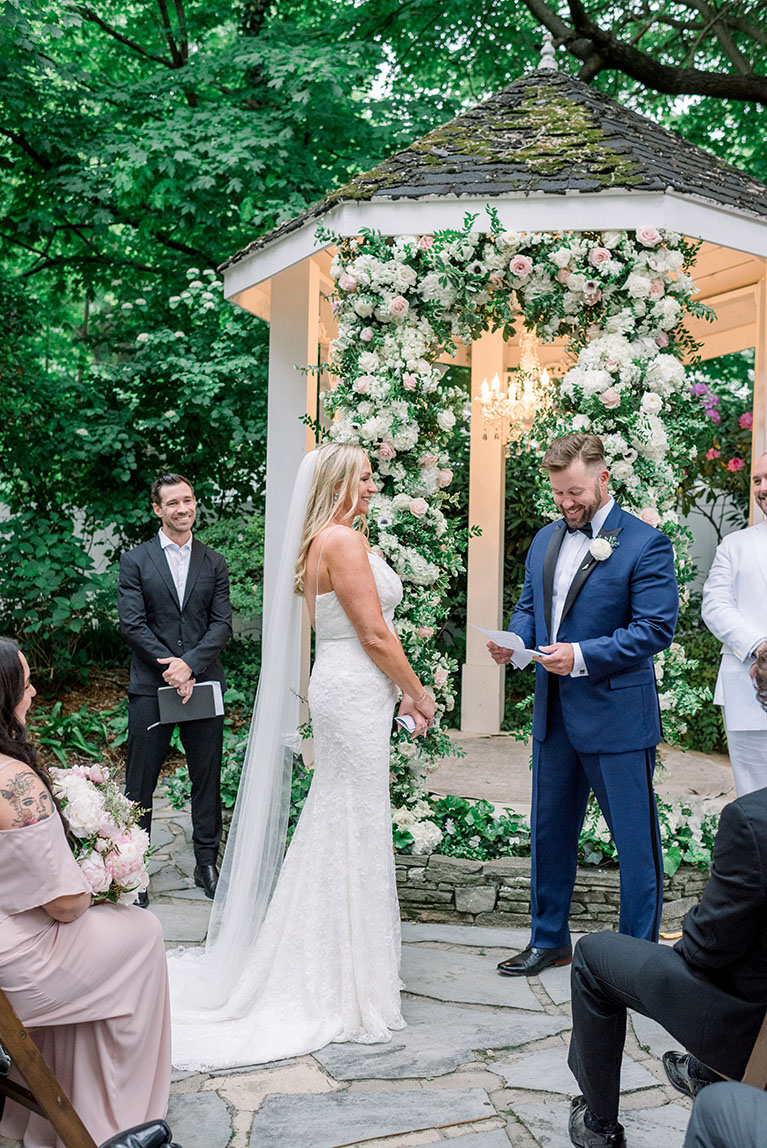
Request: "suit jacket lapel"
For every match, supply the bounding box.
[560,521,623,626]
[147,536,181,607]
[543,523,566,641]
[182,540,205,609]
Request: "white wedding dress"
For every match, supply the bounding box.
[169,549,406,1070]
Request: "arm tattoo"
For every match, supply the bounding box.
[0,770,54,827]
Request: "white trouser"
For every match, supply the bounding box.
[723,711,767,797]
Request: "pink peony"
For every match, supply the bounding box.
[438,469,453,488]
[599,388,621,409]
[637,226,661,247]
[378,442,395,461]
[402,373,418,390]
[433,668,449,688]
[79,851,112,894]
[556,268,571,285]
[104,830,148,888]
[417,626,434,639]
[655,332,669,348]
[418,235,434,250]
[509,255,533,278]
[706,447,721,460]
[727,458,745,471]
[388,295,409,318]
[338,273,358,291]
[740,411,754,429]
[409,498,429,518]
[360,327,373,342]
[639,507,660,528]
[589,247,611,266]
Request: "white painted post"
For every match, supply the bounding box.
[263,259,320,720]
[752,265,767,524]
[460,330,507,732]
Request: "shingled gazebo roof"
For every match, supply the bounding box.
[221,68,767,273]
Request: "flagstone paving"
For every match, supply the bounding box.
[147,789,697,1148]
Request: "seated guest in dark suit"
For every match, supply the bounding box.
[566,785,767,1148]
[118,472,232,903]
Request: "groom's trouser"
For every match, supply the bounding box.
[568,933,761,1124]
[530,684,663,948]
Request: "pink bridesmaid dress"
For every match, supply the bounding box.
[0,813,171,1148]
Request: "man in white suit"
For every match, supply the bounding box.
[701,452,767,795]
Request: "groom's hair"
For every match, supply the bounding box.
[151,472,195,505]
[541,434,605,472]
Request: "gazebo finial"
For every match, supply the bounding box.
[538,30,558,71]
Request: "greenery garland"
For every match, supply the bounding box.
[322,212,711,838]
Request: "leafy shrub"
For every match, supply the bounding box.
[197,513,265,620]
[673,596,726,754]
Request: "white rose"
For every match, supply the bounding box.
[589,537,614,562]
[611,460,634,482]
[572,414,591,432]
[602,230,624,249]
[641,392,663,414]
[436,409,456,431]
[550,247,572,268]
[626,273,652,299]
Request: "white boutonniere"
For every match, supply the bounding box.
[586,535,620,566]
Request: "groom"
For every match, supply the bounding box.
[488,433,678,975]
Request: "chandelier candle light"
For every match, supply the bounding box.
[478,331,550,445]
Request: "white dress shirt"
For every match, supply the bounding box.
[551,497,614,678]
[159,530,193,606]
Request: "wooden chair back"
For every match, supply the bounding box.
[742,1008,767,1090]
[0,986,96,1148]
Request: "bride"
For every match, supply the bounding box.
[168,442,436,1070]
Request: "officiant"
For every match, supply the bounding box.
[118,472,232,903]
[487,434,679,976]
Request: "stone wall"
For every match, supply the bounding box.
[395,854,709,933]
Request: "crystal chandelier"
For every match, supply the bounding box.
[477,332,549,445]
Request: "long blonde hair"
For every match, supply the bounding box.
[294,442,368,595]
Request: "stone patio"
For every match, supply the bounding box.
[148,735,725,1148]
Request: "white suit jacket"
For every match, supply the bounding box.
[702,521,767,730]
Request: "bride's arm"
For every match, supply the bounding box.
[325,529,436,723]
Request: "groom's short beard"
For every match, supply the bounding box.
[564,479,603,528]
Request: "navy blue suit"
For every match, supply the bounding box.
[509,501,679,946]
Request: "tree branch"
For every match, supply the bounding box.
[0,127,52,170]
[74,5,175,67]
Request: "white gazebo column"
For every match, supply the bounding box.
[460,330,507,732]
[264,259,320,721]
[753,262,767,524]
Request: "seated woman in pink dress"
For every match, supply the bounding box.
[0,638,171,1148]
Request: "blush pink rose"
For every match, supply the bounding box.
[637,226,661,248]
[409,498,428,518]
[556,268,571,284]
[419,452,437,469]
[360,327,373,342]
[402,373,418,390]
[338,273,358,291]
[418,235,434,250]
[438,469,453,488]
[639,507,660,528]
[589,247,611,266]
[648,279,664,300]
[433,668,449,688]
[378,442,395,460]
[599,388,621,409]
[510,255,533,278]
[417,626,434,638]
[655,332,669,347]
[389,295,409,318]
[352,376,371,393]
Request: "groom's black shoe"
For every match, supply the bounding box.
[662,1051,723,1099]
[194,863,219,899]
[497,944,572,977]
[568,1097,625,1148]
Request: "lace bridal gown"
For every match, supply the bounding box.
[169,549,406,1070]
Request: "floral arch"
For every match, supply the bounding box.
[321,215,709,808]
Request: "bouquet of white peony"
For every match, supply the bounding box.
[49,765,150,904]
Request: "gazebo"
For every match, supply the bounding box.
[220,54,767,735]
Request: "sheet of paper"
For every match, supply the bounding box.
[469,625,546,670]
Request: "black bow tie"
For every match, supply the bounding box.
[565,522,593,537]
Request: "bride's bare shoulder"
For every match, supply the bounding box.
[322,526,369,559]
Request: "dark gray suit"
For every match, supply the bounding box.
[568,788,767,1122]
[118,535,232,863]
